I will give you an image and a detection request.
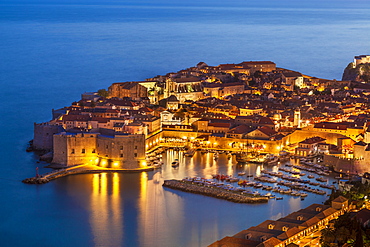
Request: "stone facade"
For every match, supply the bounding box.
[164,77,204,103]
[108,82,148,100]
[52,130,146,169]
[97,133,146,169]
[354,55,370,67]
[52,132,98,166]
[240,61,276,73]
[33,123,65,151]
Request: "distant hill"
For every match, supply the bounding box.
[342,62,370,82]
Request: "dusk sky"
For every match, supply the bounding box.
[1,0,368,7]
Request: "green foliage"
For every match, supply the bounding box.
[326,181,370,206]
[325,190,346,205]
[97,89,109,98]
[320,228,336,246]
[320,213,358,246]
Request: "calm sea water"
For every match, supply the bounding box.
[1,1,370,246]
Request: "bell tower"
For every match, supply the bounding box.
[293,108,301,128]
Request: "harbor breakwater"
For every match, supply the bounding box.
[22,166,154,184]
[163,179,269,203]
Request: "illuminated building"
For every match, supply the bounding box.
[52,129,146,169]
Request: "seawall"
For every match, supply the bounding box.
[22,166,154,184]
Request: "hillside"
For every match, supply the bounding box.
[342,62,370,82]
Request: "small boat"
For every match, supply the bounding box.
[238,172,246,176]
[171,159,179,168]
[184,148,196,157]
[264,154,279,166]
[307,175,315,179]
[214,153,219,160]
[276,197,283,200]
[153,162,163,169]
[316,177,328,183]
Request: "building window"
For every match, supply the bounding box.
[134,153,137,157]
[120,146,123,150]
[135,146,138,150]
[82,149,85,154]
[120,154,123,157]
[92,149,96,153]
[71,149,75,154]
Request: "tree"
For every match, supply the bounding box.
[354,220,364,247]
[336,226,353,246]
[97,89,109,98]
[320,227,336,246]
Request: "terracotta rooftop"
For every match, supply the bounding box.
[208,236,260,247]
[299,136,326,144]
[332,195,348,203]
[256,237,282,247]
[173,77,201,83]
[257,126,277,137]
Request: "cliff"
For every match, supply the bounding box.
[342,62,370,82]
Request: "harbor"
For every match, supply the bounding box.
[24,146,340,204]
[158,148,340,203]
[18,144,346,247]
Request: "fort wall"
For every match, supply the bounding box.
[282,130,350,147]
[52,131,146,169]
[97,134,146,169]
[52,132,98,166]
[33,123,64,151]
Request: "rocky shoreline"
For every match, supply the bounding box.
[163,179,269,204]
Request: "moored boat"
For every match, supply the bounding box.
[264,154,279,166]
[235,152,264,164]
[171,159,179,168]
[184,148,196,157]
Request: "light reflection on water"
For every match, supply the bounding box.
[57,150,331,247]
[90,173,123,246]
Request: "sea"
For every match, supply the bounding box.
[1,1,370,246]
